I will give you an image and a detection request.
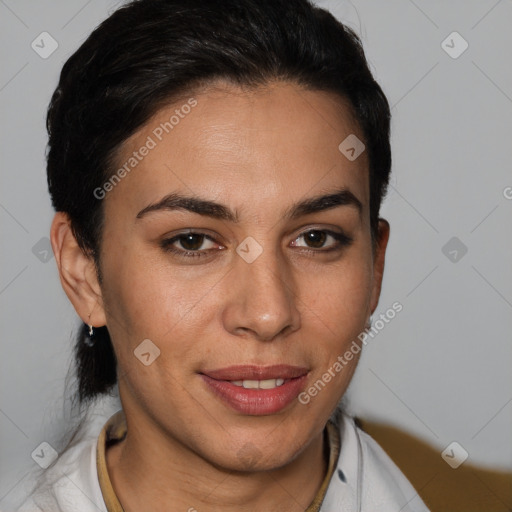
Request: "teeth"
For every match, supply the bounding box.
[231,378,286,389]
[259,379,278,389]
[243,380,260,389]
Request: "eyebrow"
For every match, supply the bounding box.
[135,187,363,222]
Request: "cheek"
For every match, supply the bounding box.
[103,247,207,330]
[302,256,373,337]
[101,248,224,382]
[297,262,371,410]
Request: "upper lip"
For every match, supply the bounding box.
[201,365,309,381]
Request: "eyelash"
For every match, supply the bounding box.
[160,229,353,259]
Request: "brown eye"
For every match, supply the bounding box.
[179,233,205,250]
[291,229,353,252]
[304,230,326,248]
[160,231,219,257]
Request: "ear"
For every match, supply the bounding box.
[50,212,107,328]
[369,218,390,315]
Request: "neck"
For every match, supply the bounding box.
[106,416,329,512]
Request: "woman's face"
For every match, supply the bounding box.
[94,81,388,470]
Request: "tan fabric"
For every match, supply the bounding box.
[96,410,341,512]
[305,420,341,512]
[358,419,512,512]
[96,410,126,512]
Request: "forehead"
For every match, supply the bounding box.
[104,81,370,220]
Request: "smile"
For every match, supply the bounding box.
[199,365,309,415]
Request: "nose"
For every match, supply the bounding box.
[222,245,301,342]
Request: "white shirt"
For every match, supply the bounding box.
[16,412,429,512]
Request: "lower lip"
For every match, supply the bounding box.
[200,374,308,415]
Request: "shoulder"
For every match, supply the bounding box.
[16,436,106,512]
[322,413,430,512]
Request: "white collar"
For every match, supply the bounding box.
[321,413,429,511]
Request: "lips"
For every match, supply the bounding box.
[199,365,309,415]
[201,364,309,381]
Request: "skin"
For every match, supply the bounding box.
[51,80,390,512]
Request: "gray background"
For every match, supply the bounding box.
[1,0,511,509]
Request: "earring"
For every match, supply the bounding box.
[83,323,96,347]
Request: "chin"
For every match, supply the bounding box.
[211,435,307,473]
